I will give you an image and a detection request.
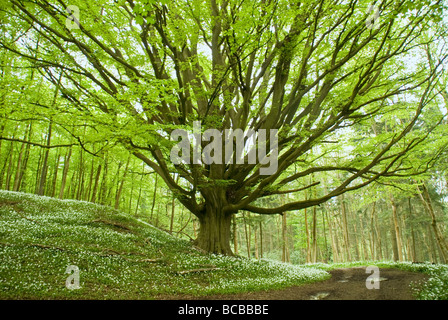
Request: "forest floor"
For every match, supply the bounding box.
[166,266,428,300]
[2,191,445,300]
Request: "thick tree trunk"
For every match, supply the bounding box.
[196,203,233,255]
[192,187,234,255]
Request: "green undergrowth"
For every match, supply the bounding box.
[0,190,329,299]
[3,190,447,300]
[301,260,448,300]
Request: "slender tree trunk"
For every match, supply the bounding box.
[13,125,29,191]
[374,209,383,260]
[128,170,135,214]
[359,211,368,260]
[341,194,351,261]
[350,207,360,261]
[233,214,239,255]
[422,225,434,262]
[417,184,448,263]
[259,220,263,259]
[391,196,403,262]
[68,171,76,199]
[38,71,62,196]
[282,212,289,263]
[34,147,43,194]
[99,153,109,205]
[304,207,311,263]
[85,156,95,201]
[254,224,259,259]
[411,224,417,261]
[134,164,145,216]
[59,146,72,199]
[0,126,8,189]
[370,202,376,260]
[400,213,409,261]
[311,206,317,263]
[0,123,4,169]
[428,224,438,263]
[18,122,33,191]
[383,226,390,259]
[390,216,399,261]
[155,195,161,227]
[243,211,250,258]
[38,121,52,196]
[4,139,15,191]
[115,156,131,210]
[325,208,338,263]
[50,152,60,198]
[320,208,328,262]
[12,141,25,191]
[76,148,85,200]
[150,174,158,221]
[248,214,252,257]
[90,164,102,203]
[3,128,18,191]
[409,198,417,261]
[169,174,180,233]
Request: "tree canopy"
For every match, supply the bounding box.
[1,0,447,254]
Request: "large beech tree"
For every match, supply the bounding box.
[1,0,447,255]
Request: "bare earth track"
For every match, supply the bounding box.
[163,267,428,300]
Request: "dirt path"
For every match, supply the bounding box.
[166,267,428,300]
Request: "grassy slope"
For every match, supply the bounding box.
[0,190,329,299]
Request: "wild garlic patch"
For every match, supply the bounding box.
[0,190,329,298]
